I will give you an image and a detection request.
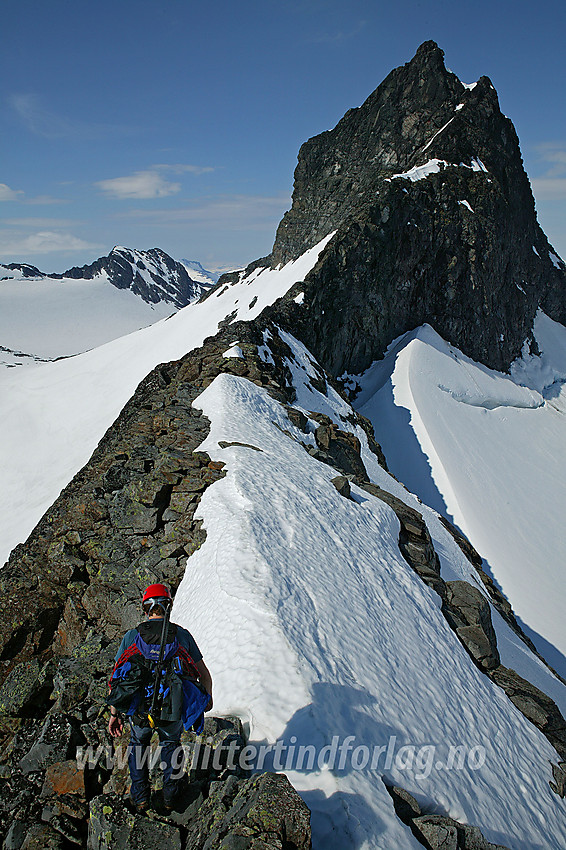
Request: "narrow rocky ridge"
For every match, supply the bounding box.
[0,321,309,847]
[1,315,565,846]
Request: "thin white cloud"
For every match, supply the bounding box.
[0,230,100,258]
[95,170,181,200]
[531,144,566,199]
[118,194,290,229]
[9,93,133,140]
[95,163,214,200]
[0,183,24,201]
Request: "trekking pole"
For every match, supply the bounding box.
[148,601,172,729]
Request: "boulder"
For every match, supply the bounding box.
[0,660,43,717]
[183,716,247,780]
[19,825,66,850]
[331,476,351,499]
[442,581,500,671]
[87,794,181,850]
[386,784,509,849]
[19,715,74,775]
[184,772,311,850]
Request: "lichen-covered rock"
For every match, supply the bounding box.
[183,716,247,780]
[184,772,311,850]
[0,659,43,717]
[19,824,66,850]
[87,794,182,850]
[19,715,74,775]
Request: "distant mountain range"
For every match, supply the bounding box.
[179,259,222,288]
[0,247,217,365]
[2,246,213,309]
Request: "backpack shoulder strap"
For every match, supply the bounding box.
[108,642,142,689]
[177,645,201,680]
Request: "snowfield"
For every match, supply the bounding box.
[172,338,566,849]
[354,313,566,672]
[0,269,175,364]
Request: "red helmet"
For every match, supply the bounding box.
[142,583,172,605]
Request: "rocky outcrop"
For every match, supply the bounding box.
[442,581,500,672]
[386,783,509,850]
[183,771,311,850]
[248,41,566,376]
[87,771,311,850]
[1,708,310,850]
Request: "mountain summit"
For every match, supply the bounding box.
[264,40,566,375]
[60,246,210,308]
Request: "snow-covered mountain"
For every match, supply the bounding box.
[179,259,223,287]
[0,247,212,365]
[1,41,566,850]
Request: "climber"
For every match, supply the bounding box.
[107,583,213,814]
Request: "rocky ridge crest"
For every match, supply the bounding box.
[243,41,566,376]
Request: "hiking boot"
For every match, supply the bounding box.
[129,796,149,814]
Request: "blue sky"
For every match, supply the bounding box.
[1,0,565,272]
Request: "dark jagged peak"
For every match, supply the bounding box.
[2,247,211,309]
[263,41,566,377]
[57,246,211,308]
[271,41,517,266]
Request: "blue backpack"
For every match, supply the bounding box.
[108,620,209,731]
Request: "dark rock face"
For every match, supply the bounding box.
[59,247,210,308]
[260,40,566,375]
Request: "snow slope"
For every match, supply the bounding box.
[0,271,175,364]
[170,335,566,849]
[354,314,566,671]
[0,234,334,567]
